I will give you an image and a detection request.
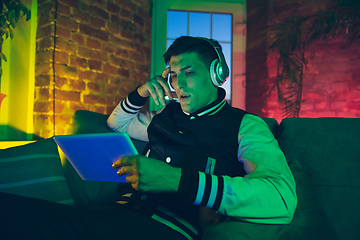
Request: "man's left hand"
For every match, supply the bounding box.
[112,155,181,193]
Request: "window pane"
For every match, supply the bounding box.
[167,40,175,50]
[219,43,232,100]
[167,11,187,39]
[189,12,210,38]
[212,14,232,42]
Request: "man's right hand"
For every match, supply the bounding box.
[112,155,181,193]
[137,68,173,106]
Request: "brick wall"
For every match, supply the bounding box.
[266,37,360,122]
[34,0,151,138]
[247,0,360,122]
[245,0,269,116]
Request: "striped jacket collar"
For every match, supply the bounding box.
[184,88,227,119]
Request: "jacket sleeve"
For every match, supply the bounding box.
[178,114,297,224]
[107,88,152,142]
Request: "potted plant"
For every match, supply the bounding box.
[0,0,31,82]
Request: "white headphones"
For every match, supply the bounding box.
[197,37,229,86]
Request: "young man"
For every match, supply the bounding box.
[0,36,296,240]
[107,36,297,239]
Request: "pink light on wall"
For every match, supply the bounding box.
[263,38,360,120]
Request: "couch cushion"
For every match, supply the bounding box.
[0,138,74,205]
[278,117,360,240]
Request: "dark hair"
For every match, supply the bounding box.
[163,36,222,70]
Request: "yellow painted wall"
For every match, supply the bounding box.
[0,0,37,141]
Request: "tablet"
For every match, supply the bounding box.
[54,132,138,182]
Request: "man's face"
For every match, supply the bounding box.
[169,52,218,114]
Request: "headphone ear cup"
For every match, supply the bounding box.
[210,59,220,86]
[210,59,224,86]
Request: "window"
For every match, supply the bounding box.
[166,10,233,101]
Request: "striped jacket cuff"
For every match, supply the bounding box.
[178,169,224,211]
[120,87,148,114]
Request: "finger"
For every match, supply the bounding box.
[131,183,139,191]
[159,80,173,101]
[112,157,124,169]
[162,68,170,79]
[112,155,136,169]
[152,82,167,106]
[125,174,139,191]
[117,165,137,176]
[146,82,161,106]
[161,68,173,100]
[125,174,139,184]
[147,77,167,106]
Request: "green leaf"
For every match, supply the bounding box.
[9,27,13,39]
[26,11,31,21]
[9,19,16,28]
[8,11,16,27]
[0,16,5,26]
[0,52,7,62]
[15,4,21,20]
[4,0,11,10]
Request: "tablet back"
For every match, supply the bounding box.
[54,132,138,182]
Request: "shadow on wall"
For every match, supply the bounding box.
[0,125,41,141]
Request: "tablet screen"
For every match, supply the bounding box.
[54,132,138,182]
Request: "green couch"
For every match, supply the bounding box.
[1,110,359,240]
